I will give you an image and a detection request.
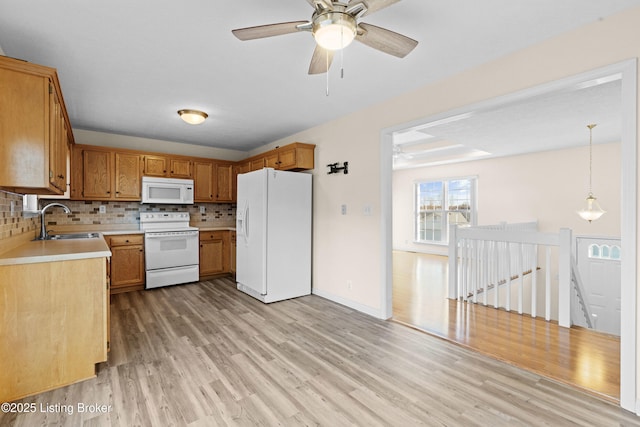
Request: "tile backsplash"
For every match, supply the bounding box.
[42,200,236,229]
[0,191,39,240]
[0,190,235,243]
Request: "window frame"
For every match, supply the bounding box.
[414,176,477,245]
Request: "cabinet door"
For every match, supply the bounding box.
[69,144,84,199]
[199,238,225,276]
[237,162,251,175]
[214,163,233,202]
[114,152,141,199]
[277,148,298,170]
[83,149,112,199]
[250,158,265,171]
[194,161,214,202]
[48,87,65,191]
[143,155,168,177]
[110,244,145,289]
[170,158,192,178]
[264,152,279,169]
[230,231,236,274]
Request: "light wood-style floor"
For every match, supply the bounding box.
[392,250,622,403]
[2,276,638,426]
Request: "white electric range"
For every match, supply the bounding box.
[140,212,199,289]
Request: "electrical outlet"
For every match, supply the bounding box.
[363,205,372,216]
[199,206,206,214]
[341,204,347,215]
[99,205,106,214]
[347,280,353,290]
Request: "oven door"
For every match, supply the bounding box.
[144,230,199,270]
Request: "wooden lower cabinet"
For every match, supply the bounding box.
[0,257,108,402]
[108,234,145,293]
[199,231,228,277]
[230,231,236,275]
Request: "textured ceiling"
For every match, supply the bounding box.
[393,78,622,169]
[1,0,639,152]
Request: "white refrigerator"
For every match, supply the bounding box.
[236,168,312,303]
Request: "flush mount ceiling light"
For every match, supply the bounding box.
[577,124,606,223]
[177,109,208,125]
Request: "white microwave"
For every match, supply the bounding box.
[141,177,194,204]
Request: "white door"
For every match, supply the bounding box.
[576,236,621,336]
[236,169,268,295]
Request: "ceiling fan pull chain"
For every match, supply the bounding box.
[340,26,345,79]
[326,48,330,96]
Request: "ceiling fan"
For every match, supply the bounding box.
[231,0,418,74]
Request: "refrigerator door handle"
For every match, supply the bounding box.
[243,204,250,244]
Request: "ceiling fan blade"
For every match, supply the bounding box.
[360,0,401,16]
[356,23,418,58]
[306,0,334,11]
[308,45,334,74]
[232,21,309,41]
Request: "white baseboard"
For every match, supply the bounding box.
[312,288,384,319]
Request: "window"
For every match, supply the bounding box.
[415,178,476,243]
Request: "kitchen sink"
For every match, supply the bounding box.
[46,232,101,240]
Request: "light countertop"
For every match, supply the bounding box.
[0,226,236,266]
[0,235,112,266]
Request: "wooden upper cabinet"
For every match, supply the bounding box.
[264,152,279,169]
[250,158,265,171]
[114,152,141,199]
[142,155,192,178]
[237,162,251,175]
[69,144,84,199]
[240,142,315,174]
[0,56,74,195]
[143,155,168,177]
[83,149,112,199]
[194,160,214,202]
[214,163,234,202]
[77,146,142,201]
[170,158,192,178]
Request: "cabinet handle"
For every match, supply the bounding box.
[125,240,129,243]
[106,191,111,194]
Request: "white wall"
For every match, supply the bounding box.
[393,143,621,255]
[74,129,248,162]
[254,7,640,410]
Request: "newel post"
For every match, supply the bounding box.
[448,224,458,299]
[558,228,572,328]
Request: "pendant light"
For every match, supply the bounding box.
[577,124,606,222]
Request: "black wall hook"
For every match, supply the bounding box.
[327,162,348,175]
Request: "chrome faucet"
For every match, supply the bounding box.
[37,202,71,240]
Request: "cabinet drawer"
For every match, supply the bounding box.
[108,234,144,247]
[200,231,225,241]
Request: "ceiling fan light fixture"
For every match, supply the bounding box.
[178,109,208,125]
[313,12,356,50]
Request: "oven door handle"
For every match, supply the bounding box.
[145,233,198,239]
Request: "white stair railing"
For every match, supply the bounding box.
[448,224,572,327]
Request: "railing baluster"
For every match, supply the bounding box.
[518,243,524,315]
[531,244,538,318]
[506,242,512,312]
[545,246,552,321]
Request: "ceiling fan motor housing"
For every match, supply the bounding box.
[312,11,357,50]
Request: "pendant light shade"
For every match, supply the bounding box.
[577,124,606,222]
[178,109,208,125]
